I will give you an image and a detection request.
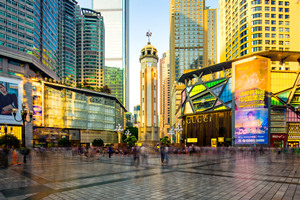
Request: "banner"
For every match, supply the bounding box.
[234,59,270,145]
[0,77,23,125]
[32,82,43,126]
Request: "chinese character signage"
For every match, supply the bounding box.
[0,76,23,125]
[32,82,43,126]
[234,59,270,145]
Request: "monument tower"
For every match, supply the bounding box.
[139,31,159,144]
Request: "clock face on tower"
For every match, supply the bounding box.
[146,62,152,67]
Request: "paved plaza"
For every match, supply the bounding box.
[1,151,300,199]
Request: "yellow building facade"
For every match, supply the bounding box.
[219,0,300,70]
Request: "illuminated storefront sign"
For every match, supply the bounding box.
[32,82,43,126]
[234,59,270,145]
[218,137,224,143]
[211,138,217,147]
[187,138,197,143]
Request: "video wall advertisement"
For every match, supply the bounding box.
[32,82,43,126]
[233,58,270,145]
[0,76,23,125]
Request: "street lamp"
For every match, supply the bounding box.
[124,129,131,138]
[168,128,175,143]
[114,124,124,144]
[12,103,33,163]
[174,124,183,143]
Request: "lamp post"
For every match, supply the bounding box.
[124,129,131,138]
[12,103,33,163]
[174,124,183,144]
[168,128,175,143]
[114,124,124,144]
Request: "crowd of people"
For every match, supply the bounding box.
[1,144,300,168]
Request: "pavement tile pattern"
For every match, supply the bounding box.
[0,151,300,199]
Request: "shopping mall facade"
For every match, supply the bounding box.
[178,51,300,148]
[0,74,126,147]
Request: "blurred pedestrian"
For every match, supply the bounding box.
[108,145,113,158]
[160,145,165,164]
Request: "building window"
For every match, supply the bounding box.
[265,40,270,44]
[265,27,270,31]
[252,46,262,52]
[271,14,276,18]
[271,34,276,38]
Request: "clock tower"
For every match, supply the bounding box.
[139,32,159,144]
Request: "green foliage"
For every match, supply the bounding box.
[58,138,71,147]
[122,126,138,142]
[125,136,137,147]
[92,138,104,147]
[0,134,20,148]
[160,136,171,146]
[105,143,112,147]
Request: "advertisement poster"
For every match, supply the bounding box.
[0,76,23,125]
[234,59,270,145]
[32,82,43,126]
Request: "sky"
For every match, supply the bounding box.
[77,0,219,112]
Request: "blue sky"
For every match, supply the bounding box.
[77,0,219,112]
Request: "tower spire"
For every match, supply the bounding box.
[146,30,152,44]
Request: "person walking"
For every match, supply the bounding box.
[160,145,165,164]
[108,145,113,158]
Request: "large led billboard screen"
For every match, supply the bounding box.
[234,59,270,145]
[0,76,23,125]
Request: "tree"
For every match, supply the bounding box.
[102,85,111,94]
[92,138,104,147]
[0,134,20,148]
[160,136,171,146]
[125,136,137,147]
[58,138,71,147]
[122,126,138,142]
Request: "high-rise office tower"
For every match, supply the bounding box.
[159,51,171,138]
[169,0,217,127]
[170,0,217,85]
[139,41,159,143]
[219,0,300,70]
[104,66,123,103]
[93,0,129,109]
[58,0,77,85]
[76,7,105,90]
[204,9,217,66]
[0,0,59,79]
[133,105,140,127]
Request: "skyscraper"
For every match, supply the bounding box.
[219,0,300,70]
[170,0,217,85]
[169,0,217,127]
[204,8,217,66]
[76,7,105,90]
[0,0,59,79]
[133,105,140,127]
[93,0,129,109]
[104,66,123,103]
[139,41,159,143]
[159,51,171,138]
[58,0,77,85]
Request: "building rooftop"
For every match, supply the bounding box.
[178,51,300,83]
